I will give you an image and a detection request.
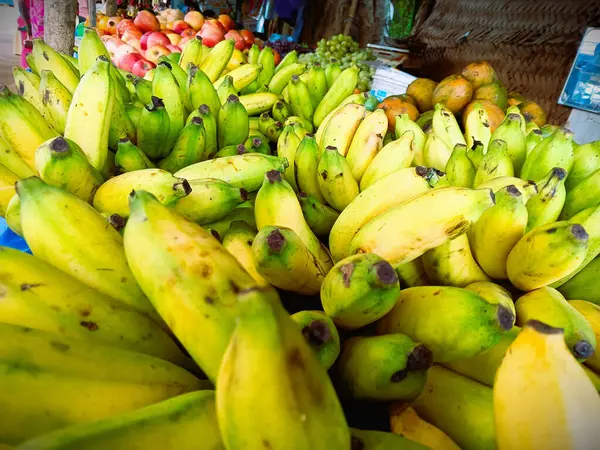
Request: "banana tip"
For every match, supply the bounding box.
[266,169,282,183]
[573,340,595,359]
[570,224,589,242]
[526,319,563,335]
[266,229,285,252]
[49,137,69,153]
[374,260,398,286]
[497,304,515,331]
[302,320,331,347]
[406,344,434,371]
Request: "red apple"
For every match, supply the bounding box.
[240,29,255,48]
[172,20,191,34]
[116,19,135,37]
[105,36,126,55]
[199,22,225,47]
[217,14,235,32]
[128,39,142,52]
[145,45,171,63]
[140,31,153,50]
[165,44,180,53]
[117,51,144,72]
[179,28,196,39]
[225,30,245,50]
[165,32,182,45]
[132,59,156,77]
[184,11,205,31]
[147,31,171,49]
[122,27,143,43]
[134,10,160,33]
[178,36,192,50]
[206,18,226,34]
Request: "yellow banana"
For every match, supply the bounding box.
[360,131,415,190]
[313,92,367,144]
[490,112,527,175]
[566,140,600,191]
[30,39,79,93]
[570,300,600,372]
[12,66,44,117]
[464,281,516,323]
[238,92,280,116]
[313,65,359,126]
[0,164,18,217]
[0,135,34,179]
[473,139,514,187]
[346,132,383,183]
[276,124,301,191]
[521,127,574,183]
[298,191,339,237]
[319,103,366,157]
[494,320,600,450]
[294,133,327,203]
[153,63,185,149]
[394,258,430,288]
[77,27,111,74]
[178,35,204,71]
[5,194,21,235]
[423,133,452,171]
[200,39,234,82]
[395,114,427,167]
[463,101,492,154]
[525,166,567,231]
[346,111,388,173]
[477,176,538,203]
[222,220,267,286]
[39,69,73,135]
[432,103,466,150]
[213,63,261,92]
[317,145,359,211]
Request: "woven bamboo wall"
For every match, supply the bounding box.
[412,0,600,124]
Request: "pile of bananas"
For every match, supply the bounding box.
[1,29,600,450]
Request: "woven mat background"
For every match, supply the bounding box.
[412,0,600,124]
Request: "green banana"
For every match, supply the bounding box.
[187,64,221,124]
[124,104,141,130]
[136,96,171,160]
[64,56,114,171]
[526,167,567,231]
[324,59,342,89]
[133,77,153,105]
[376,286,512,362]
[288,75,314,122]
[152,63,184,149]
[525,128,543,156]
[0,134,35,179]
[338,334,432,401]
[108,96,136,150]
[17,177,156,320]
[489,113,526,175]
[217,75,237,105]
[159,117,206,173]
[298,191,339,237]
[306,63,328,108]
[464,281,517,322]
[16,391,223,450]
[445,144,475,187]
[265,120,283,143]
[172,178,247,224]
[294,133,327,203]
[466,140,485,169]
[321,253,400,329]
[520,127,574,182]
[115,138,155,172]
[214,144,248,158]
[317,145,360,211]
[34,137,104,203]
[203,204,257,238]
[274,49,298,74]
[247,44,260,65]
[314,66,359,126]
[5,194,22,235]
[268,63,306,95]
[158,58,192,114]
[394,258,430,288]
[559,257,600,304]
[258,112,276,136]
[175,153,288,191]
[566,140,600,191]
[221,220,266,285]
[561,168,600,220]
[30,39,79,93]
[124,190,261,381]
[506,105,527,135]
[218,95,249,148]
[272,100,291,123]
[290,310,340,370]
[187,104,218,159]
[200,39,234,82]
[256,46,275,90]
[395,114,427,166]
[473,139,514,187]
[178,35,204,71]
[77,27,111,74]
[109,65,131,104]
[360,131,415,190]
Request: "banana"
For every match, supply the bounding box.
[268,63,306,95]
[64,56,114,171]
[274,49,298,74]
[221,220,267,285]
[36,70,72,135]
[0,85,58,173]
[321,253,400,329]
[253,45,275,91]
[203,205,256,239]
[329,166,432,262]
[218,94,249,148]
[0,249,192,368]
[314,92,367,145]
[566,140,600,191]
[306,63,328,107]
[136,96,171,160]
[319,103,366,156]
[494,320,600,450]
[526,167,567,231]
[214,63,261,93]
[0,323,204,446]
[101,149,118,181]
[506,105,527,135]
[515,287,596,360]
[445,144,475,187]
[423,133,452,171]
[377,286,512,362]
[412,365,495,450]
[350,187,495,265]
[187,65,221,125]
[237,92,278,116]
[30,39,79,93]
[175,153,288,191]
[520,127,574,182]
[346,108,387,178]
[350,428,428,450]
[0,135,34,179]
[360,132,415,190]
[317,145,360,211]
[108,95,136,150]
[13,66,45,117]
[559,256,600,304]
[16,391,222,450]
[265,119,283,143]
[314,65,360,127]
[5,194,21,235]
[463,101,492,154]
[158,59,192,114]
[466,140,484,169]
[477,176,538,203]
[346,132,383,183]
[324,59,342,88]
[290,310,340,370]
[159,117,206,173]
[422,233,489,287]
[216,75,238,106]
[214,144,248,158]
[489,113,526,175]
[216,286,350,449]
[255,170,334,273]
[257,112,275,136]
[115,138,155,172]
[525,120,540,134]
[152,63,185,149]
[288,75,314,122]
[272,99,291,123]
[337,334,432,401]
[525,128,543,156]
[395,114,427,167]
[432,103,466,150]
[0,164,18,216]
[473,139,514,187]
[77,27,111,74]
[389,403,461,450]
[245,136,270,155]
[172,178,247,224]
[294,133,328,203]
[570,300,600,371]
[276,124,301,190]
[34,137,104,204]
[465,281,516,322]
[178,35,204,70]
[109,65,131,104]
[467,185,528,279]
[292,121,309,140]
[298,191,339,237]
[187,104,218,159]
[125,190,261,381]
[247,44,260,65]
[561,167,600,220]
[394,258,430,288]
[200,39,234,82]
[507,222,589,291]
[133,77,153,105]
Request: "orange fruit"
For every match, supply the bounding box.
[507,91,527,107]
[462,61,498,90]
[474,82,508,110]
[518,101,547,127]
[97,15,110,31]
[406,78,438,112]
[377,96,419,132]
[431,74,473,114]
[462,100,506,133]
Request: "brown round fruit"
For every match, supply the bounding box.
[474,82,508,110]
[507,91,526,107]
[406,78,438,112]
[462,99,506,133]
[462,61,498,90]
[431,74,473,114]
[518,101,547,127]
[377,96,419,131]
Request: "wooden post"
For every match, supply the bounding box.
[44,0,77,54]
[105,0,117,17]
[88,0,96,27]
